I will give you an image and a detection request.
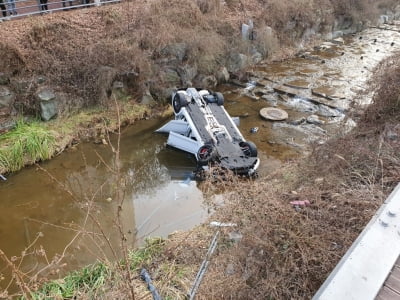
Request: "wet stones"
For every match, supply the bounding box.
[284,96,319,113]
[332,37,345,45]
[261,94,278,106]
[306,114,325,125]
[318,105,343,117]
[284,79,310,89]
[311,86,345,101]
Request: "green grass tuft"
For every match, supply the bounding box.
[128,237,165,270]
[0,120,56,172]
[31,262,109,299]
[27,238,165,299]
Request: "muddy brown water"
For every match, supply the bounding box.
[1,23,400,290]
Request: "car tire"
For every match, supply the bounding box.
[214,92,224,106]
[239,141,257,157]
[173,92,188,114]
[197,144,215,165]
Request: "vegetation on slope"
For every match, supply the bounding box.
[0,0,397,112]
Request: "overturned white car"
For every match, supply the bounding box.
[156,88,260,176]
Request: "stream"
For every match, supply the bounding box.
[1,22,399,288]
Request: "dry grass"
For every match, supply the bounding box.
[195,176,379,299]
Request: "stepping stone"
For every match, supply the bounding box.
[260,107,288,121]
[284,79,311,89]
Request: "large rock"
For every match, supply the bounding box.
[0,86,15,109]
[37,88,58,121]
[162,68,181,86]
[96,66,118,105]
[251,51,263,64]
[141,90,156,106]
[227,53,249,73]
[216,66,230,83]
[177,64,197,87]
[111,80,128,100]
[0,118,16,134]
[194,75,218,89]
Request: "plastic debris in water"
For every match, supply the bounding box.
[0,174,6,181]
[245,80,257,91]
[250,127,259,133]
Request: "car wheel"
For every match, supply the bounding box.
[239,141,257,157]
[173,92,188,114]
[214,92,224,106]
[197,144,215,165]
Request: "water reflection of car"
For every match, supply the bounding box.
[156,88,260,176]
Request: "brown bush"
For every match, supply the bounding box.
[0,43,25,75]
[363,53,400,123]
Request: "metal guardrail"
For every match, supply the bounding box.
[313,183,400,300]
[0,0,121,20]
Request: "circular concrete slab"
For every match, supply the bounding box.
[260,107,288,121]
